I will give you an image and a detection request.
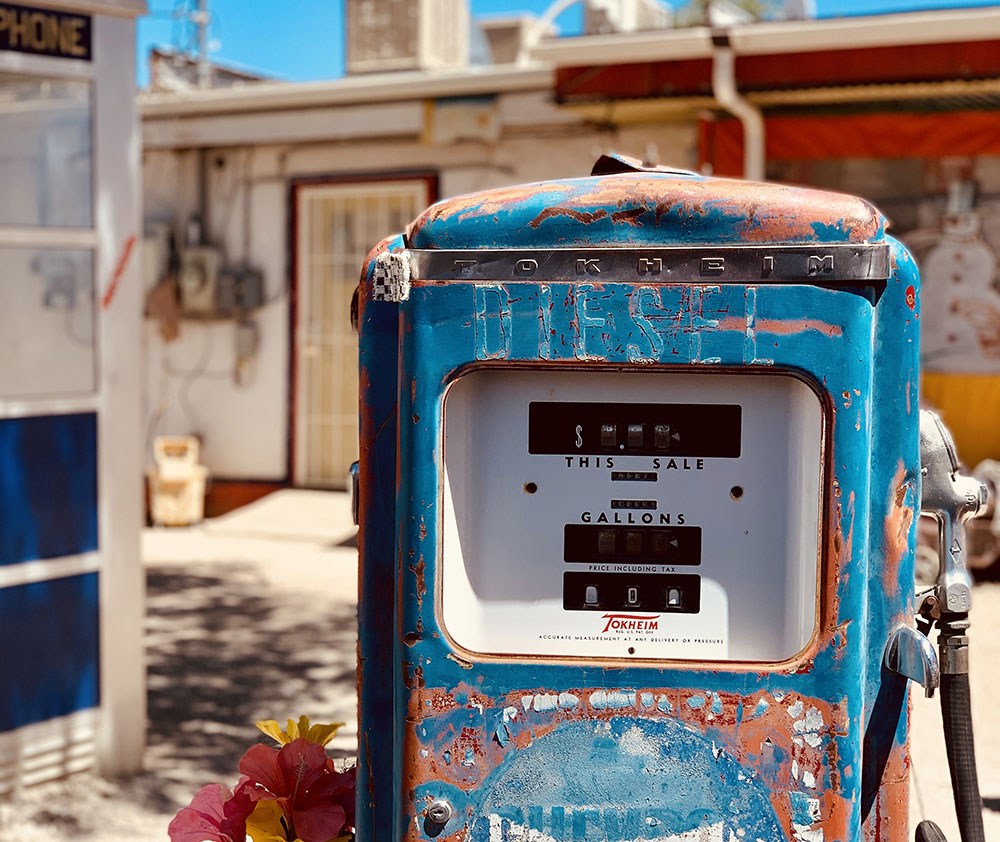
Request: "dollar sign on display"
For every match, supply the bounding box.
[575,425,583,448]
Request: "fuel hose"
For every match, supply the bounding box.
[917,820,948,842]
[941,669,985,842]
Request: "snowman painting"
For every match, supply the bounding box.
[908,178,1000,469]
[920,208,1000,373]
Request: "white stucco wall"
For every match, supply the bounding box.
[141,89,698,481]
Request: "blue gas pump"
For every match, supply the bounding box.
[355,154,986,842]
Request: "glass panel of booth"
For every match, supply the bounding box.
[0,247,95,397]
[0,73,92,228]
[0,71,96,399]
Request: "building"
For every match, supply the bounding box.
[139,2,1000,513]
[140,1,692,509]
[0,0,146,791]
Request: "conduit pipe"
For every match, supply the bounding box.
[711,31,765,181]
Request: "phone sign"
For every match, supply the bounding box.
[0,3,91,61]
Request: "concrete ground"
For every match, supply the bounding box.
[0,488,999,841]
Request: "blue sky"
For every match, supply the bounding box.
[136,0,997,88]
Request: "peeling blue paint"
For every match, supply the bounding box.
[589,690,636,710]
[466,718,784,842]
[790,791,821,826]
[494,720,510,748]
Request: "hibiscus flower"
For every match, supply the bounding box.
[168,780,255,842]
[256,716,344,748]
[240,738,354,842]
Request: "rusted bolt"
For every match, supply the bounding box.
[426,799,454,825]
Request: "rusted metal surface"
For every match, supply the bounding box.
[407,173,883,251]
[358,168,921,842]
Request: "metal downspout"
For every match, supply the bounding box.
[711,31,765,181]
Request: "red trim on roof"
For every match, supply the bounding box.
[703,110,1000,177]
[556,40,1000,101]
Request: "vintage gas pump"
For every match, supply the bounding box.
[356,155,987,842]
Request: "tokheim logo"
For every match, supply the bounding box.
[601,613,659,634]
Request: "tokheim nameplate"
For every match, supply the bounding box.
[410,244,889,284]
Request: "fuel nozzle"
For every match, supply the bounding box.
[919,410,988,625]
[918,410,988,842]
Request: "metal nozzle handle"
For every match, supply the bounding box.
[919,410,988,616]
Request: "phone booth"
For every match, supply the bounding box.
[356,155,983,842]
[0,0,146,791]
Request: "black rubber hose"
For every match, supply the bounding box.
[917,820,949,842]
[941,671,985,842]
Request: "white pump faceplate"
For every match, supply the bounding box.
[441,370,823,662]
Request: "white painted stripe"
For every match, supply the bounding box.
[0,396,99,419]
[0,227,98,250]
[0,708,98,795]
[0,552,100,590]
[0,50,95,80]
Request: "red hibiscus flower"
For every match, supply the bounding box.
[168,780,256,842]
[239,738,353,842]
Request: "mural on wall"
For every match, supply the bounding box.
[904,180,1000,373]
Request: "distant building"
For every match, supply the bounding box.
[139,1,1000,512]
[0,0,146,792]
[147,46,272,93]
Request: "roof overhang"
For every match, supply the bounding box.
[531,6,1000,66]
[140,64,553,119]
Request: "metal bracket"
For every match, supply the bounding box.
[350,460,359,527]
[408,244,889,284]
[371,251,411,302]
[885,625,940,697]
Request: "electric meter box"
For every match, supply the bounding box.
[356,156,921,842]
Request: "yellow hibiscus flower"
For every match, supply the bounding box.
[255,716,344,747]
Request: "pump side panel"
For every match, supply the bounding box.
[357,234,406,842]
[861,240,922,842]
[393,280,880,842]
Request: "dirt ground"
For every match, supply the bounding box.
[1,489,999,842]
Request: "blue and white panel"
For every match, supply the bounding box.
[0,412,101,793]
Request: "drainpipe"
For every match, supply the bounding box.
[519,0,581,65]
[711,30,765,181]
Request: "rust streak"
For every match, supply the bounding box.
[528,206,609,228]
[718,315,842,336]
[883,461,913,596]
[610,207,645,226]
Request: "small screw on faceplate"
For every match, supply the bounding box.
[426,799,455,825]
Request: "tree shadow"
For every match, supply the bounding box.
[141,561,358,808]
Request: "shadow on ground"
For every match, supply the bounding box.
[1,556,359,841]
[145,561,358,781]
